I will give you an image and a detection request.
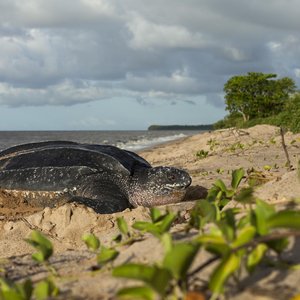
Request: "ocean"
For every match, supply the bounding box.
[0,130,200,152]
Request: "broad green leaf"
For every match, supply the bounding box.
[0,278,13,292]
[117,217,129,236]
[82,233,100,251]
[237,214,251,229]
[0,278,32,300]
[197,235,230,257]
[97,246,119,265]
[132,222,161,236]
[25,230,53,263]
[231,168,245,190]
[225,189,235,198]
[219,209,236,242]
[113,264,171,295]
[33,279,59,300]
[117,286,156,300]
[209,253,241,295]
[0,290,25,300]
[266,211,300,230]
[160,233,172,253]
[206,186,220,202]
[162,242,200,279]
[15,280,33,300]
[189,200,217,229]
[132,221,152,231]
[133,213,176,237]
[231,226,256,249]
[252,200,275,235]
[156,212,176,233]
[150,208,162,223]
[213,179,228,193]
[235,187,254,204]
[247,243,268,273]
[217,221,235,243]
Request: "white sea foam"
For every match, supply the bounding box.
[116,133,186,151]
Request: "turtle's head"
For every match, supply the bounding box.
[128,166,192,207]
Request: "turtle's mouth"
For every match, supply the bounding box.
[165,180,191,191]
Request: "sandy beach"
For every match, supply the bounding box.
[1,124,300,299]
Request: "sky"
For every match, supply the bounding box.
[0,0,300,130]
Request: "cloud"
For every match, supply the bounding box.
[0,0,299,109]
[0,80,120,107]
[126,14,210,50]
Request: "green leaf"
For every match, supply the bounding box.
[132,212,176,237]
[113,264,171,295]
[209,253,241,295]
[263,165,272,171]
[266,211,300,230]
[132,221,160,236]
[117,217,129,236]
[252,200,275,235]
[235,187,254,204]
[0,278,33,300]
[160,233,172,253]
[266,237,289,254]
[25,230,53,263]
[220,209,236,241]
[213,179,228,193]
[116,286,156,300]
[33,279,59,300]
[20,280,33,300]
[189,200,217,229]
[247,243,268,273]
[150,208,162,223]
[97,246,119,266]
[231,226,256,249]
[82,233,100,251]
[231,168,245,190]
[162,242,200,279]
[156,212,176,234]
[197,234,230,257]
[206,186,220,202]
[0,290,25,300]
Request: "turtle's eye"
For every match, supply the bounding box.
[167,174,176,181]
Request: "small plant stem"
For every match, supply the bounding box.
[233,230,300,253]
[187,256,219,278]
[45,262,58,277]
[280,127,292,171]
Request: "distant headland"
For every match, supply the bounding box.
[147,124,213,131]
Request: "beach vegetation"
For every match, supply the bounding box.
[0,231,59,300]
[224,72,296,122]
[112,169,300,299]
[215,73,300,132]
[196,149,209,159]
[206,138,220,151]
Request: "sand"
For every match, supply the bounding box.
[1,124,300,299]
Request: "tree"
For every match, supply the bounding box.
[224,72,296,121]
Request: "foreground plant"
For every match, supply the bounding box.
[113,169,300,300]
[0,231,59,300]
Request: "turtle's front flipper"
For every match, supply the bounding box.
[75,180,130,214]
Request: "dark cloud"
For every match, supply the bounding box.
[0,0,299,107]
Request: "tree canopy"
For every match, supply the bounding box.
[224,72,296,121]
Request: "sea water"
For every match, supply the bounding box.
[0,130,201,152]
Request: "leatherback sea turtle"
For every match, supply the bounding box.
[0,141,191,213]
